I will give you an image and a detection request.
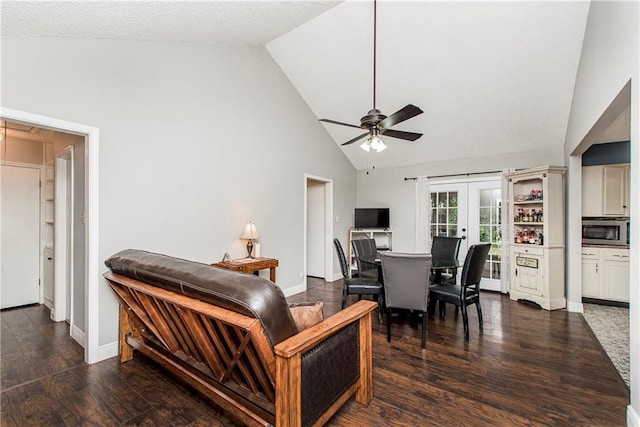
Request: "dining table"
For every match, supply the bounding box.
[357,253,460,285]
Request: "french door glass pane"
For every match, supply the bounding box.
[478,189,502,280]
[430,191,459,242]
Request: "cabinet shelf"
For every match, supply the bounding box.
[514,222,543,226]
[513,200,543,205]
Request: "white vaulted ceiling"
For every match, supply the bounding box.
[1,0,591,170]
[267,1,590,169]
[0,1,341,46]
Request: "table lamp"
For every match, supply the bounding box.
[240,221,260,258]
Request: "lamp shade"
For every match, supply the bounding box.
[240,221,260,240]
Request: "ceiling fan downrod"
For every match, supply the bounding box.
[373,0,377,111]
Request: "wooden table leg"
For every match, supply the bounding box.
[269,267,276,283]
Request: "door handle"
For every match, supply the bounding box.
[461,236,467,240]
[47,257,53,260]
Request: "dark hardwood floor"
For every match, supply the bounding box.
[1,278,629,426]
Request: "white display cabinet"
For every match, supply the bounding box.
[506,166,566,310]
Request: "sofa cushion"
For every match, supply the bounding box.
[289,301,324,331]
[105,249,298,347]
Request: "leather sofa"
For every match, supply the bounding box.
[104,249,376,427]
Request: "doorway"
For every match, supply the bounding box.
[304,174,334,285]
[1,107,100,363]
[427,179,503,291]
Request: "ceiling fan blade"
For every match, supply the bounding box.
[378,104,423,129]
[341,132,370,146]
[319,118,363,129]
[382,129,423,141]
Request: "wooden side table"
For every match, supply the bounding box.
[212,257,279,283]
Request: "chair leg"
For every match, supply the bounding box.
[476,301,483,334]
[377,294,383,323]
[461,303,469,341]
[387,308,392,343]
[341,291,348,310]
[438,300,447,318]
[421,310,428,348]
[428,297,437,317]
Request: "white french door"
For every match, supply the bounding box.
[427,179,503,291]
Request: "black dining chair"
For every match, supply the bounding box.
[379,252,432,348]
[430,236,462,285]
[334,238,383,322]
[428,243,491,341]
[351,238,379,279]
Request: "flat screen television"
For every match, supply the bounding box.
[354,208,390,229]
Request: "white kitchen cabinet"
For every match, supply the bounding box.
[506,166,566,310]
[603,166,627,215]
[582,164,630,217]
[582,166,603,217]
[602,248,630,301]
[581,247,629,302]
[580,249,600,298]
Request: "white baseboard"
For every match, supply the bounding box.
[97,341,118,362]
[566,301,583,313]
[330,273,342,282]
[629,405,640,427]
[282,282,307,297]
[71,324,86,347]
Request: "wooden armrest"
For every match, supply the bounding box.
[274,300,377,358]
[274,300,376,426]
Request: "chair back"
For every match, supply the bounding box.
[352,238,378,274]
[460,243,492,287]
[334,238,350,279]
[431,236,462,260]
[379,252,432,311]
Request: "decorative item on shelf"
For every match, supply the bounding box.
[221,252,231,263]
[240,221,260,259]
[514,190,543,202]
[529,189,543,200]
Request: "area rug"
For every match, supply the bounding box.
[582,303,629,387]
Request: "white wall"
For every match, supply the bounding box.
[563,1,639,421]
[356,148,564,252]
[1,36,356,351]
[53,132,86,331]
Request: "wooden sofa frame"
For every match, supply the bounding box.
[105,271,376,426]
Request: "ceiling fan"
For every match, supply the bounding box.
[319,0,423,153]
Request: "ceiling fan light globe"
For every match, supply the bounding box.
[371,136,386,152]
[360,139,372,152]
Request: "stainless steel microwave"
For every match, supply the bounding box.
[582,217,630,246]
